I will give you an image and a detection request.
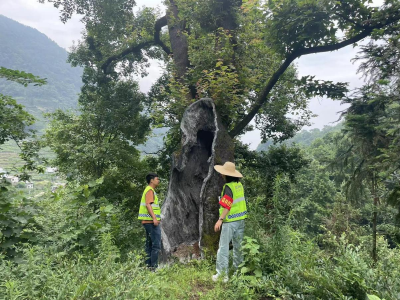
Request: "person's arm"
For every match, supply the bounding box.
[214,186,233,232]
[215,208,229,232]
[145,190,159,226]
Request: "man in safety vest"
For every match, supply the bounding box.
[138,173,161,269]
[212,162,247,282]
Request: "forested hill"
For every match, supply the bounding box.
[256,122,343,151]
[0,15,82,129]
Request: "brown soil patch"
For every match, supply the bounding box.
[189,281,214,299]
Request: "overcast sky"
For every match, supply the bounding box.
[0,0,367,149]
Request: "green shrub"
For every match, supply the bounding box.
[0,179,38,259]
[0,234,237,299]
[32,178,144,258]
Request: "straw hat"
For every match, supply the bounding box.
[214,161,243,178]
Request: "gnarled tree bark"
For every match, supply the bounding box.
[160,98,234,260]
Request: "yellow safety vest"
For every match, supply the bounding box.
[138,186,161,220]
[219,182,247,222]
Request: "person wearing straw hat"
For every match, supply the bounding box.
[212,161,247,282]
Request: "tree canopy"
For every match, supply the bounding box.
[0,68,46,146]
[41,0,400,145]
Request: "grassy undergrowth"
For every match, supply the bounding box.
[0,235,231,300]
[2,231,400,299]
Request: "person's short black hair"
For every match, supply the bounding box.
[146,173,159,184]
[226,175,240,183]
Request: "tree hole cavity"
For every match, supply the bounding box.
[197,130,214,157]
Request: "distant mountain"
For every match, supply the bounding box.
[0,15,167,157]
[136,127,168,154]
[0,15,82,130]
[256,122,343,152]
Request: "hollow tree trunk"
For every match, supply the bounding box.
[160,98,234,261]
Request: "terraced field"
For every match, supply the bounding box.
[1,140,60,198]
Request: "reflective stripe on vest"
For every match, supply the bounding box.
[138,186,161,221]
[138,213,161,218]
[219,181,247,222]
[227,211,247,219]
[232,197,246,204]
[140,203,160,208]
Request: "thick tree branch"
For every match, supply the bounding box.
[101,15,170,74]
[166,0,193,98]
[142,149,163,155]
[229,16,400,138]
[155,15,171,56]
[167,0,190,79]
[101,41,152,74]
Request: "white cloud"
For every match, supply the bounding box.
[0,0,83,50]
[297,44,366,131]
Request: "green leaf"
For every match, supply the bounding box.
[88,180,97,187]
[0,238,17,249]
[2,228,13,237]
[100,205,113,213]
[83,185,90,198]
[0,67,47,86]
[254,269,262,277]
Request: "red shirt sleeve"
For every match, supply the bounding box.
[219,194,233,210]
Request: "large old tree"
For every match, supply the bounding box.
[42,0,400,257]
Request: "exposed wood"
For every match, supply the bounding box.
[161,98,234,259]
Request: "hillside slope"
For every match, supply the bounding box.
[0,15,82,130]
[256,122,343,152]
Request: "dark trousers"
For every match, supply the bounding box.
[143,223,161,268]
